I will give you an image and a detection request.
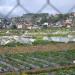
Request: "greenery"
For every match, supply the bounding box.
[0,27,72,36]
[2,42,31,47]
[1,50,75,75]
[32,40,50,45]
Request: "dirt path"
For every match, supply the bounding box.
[0,43,75,54]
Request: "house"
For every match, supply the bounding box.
[11,17,33,29]
[55,21,63,27]
[64,18,72,28]
[32,25,41,29]
[16,21,32,29]
[16,22,23,29]
[48,20,63,28]
[42,22,48,28]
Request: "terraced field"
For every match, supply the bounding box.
[0,50,75,75]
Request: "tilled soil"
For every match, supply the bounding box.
[0,43,75,54]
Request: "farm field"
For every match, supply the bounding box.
[0,29,75,75]
[0,28,73,36]
[0,50,75,75]
[0,43,75,54]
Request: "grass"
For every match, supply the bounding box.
[1,68,75,75]
[0,28,72,36]
[3,50,75,68]
[0,64,6,68]
[29,68,75,75]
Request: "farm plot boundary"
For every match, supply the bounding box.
[0,43,75,54]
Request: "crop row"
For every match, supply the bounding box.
[0,50,75,74]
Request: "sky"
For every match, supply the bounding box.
[0,0,75,17]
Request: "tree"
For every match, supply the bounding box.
[11,25,17,29]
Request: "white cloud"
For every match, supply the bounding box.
[0,6,13,13]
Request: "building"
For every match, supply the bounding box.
[16,21,32,29]
[64,18,72,28]
[11,17,33,29]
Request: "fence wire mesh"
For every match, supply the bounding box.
[0,0,74,17]
[0,0,75,75]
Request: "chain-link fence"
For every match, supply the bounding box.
[0,0,75,29]
[0,0,75,18]
[0,0,75,75]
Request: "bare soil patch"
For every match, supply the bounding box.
[0,43,75,54]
